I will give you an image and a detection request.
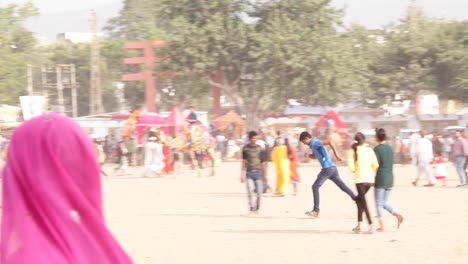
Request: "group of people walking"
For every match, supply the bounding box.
[93,125,218,178]
[241,128,404,233]
[3,111,463,263]
[409,129,468,187]
[271,137,301,196]
[346,129,404,233]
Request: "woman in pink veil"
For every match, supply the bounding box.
[1,113,133,263]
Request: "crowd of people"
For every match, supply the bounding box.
[406,129,468,187]
[241,125,468,233]
[0,111,466,262]
[93,125,217,178]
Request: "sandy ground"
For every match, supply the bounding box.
[100,161,468,264]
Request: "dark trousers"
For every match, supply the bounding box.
[312,166,356,212]
[356,183,373,224]
[127,152,133,166]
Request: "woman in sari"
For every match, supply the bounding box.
[162,138,173,174]
[271,138,290,196]
[1,113,132,263]
[285,138,301,195]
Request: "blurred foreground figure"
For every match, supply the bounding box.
[1,113,133,264]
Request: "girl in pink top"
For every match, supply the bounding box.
[1,113,133,264]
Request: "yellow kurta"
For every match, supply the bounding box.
[272,145,291,195]
[347,146,379,184]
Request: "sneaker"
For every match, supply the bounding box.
[305,210,319,218]
[424,183,435,187]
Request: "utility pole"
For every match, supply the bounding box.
[408,0,418,32]
[41,66,49,110]
[27,64,33,96]
[70,64,78,117]
[56,66,65,114]
[90,10,104,115]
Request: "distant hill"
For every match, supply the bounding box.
[26,2,122,41]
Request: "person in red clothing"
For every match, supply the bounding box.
[433,151,447,187]
[285,138,301,195]
[162,140,173,174]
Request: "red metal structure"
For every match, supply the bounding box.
[122,40,222,118]
[122,41,166,113]
[211,70,222,119]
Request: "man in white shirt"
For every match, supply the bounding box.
[409,131,421,167]
[412,131,436,187]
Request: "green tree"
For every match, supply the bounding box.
[45,39,136,116]
[152,0,366,128]
[105,0,166,41]
[367,14,468,104]
[0,3,39,105]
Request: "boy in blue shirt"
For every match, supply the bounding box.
[299,131,356,218]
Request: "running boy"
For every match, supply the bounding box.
[299,131,357,218]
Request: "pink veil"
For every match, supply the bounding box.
[1,114,133,263]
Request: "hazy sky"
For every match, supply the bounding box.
[3,0,119,14]
[333,0,468,27]
[4,0,468,38]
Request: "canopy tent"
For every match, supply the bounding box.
[214,111,245,138]
[136,113,168,143]
[315,110,347,136]
[166,107,186,136]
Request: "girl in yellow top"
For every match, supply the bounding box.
[348,132,379,234]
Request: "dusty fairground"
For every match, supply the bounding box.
[103,162,468,264]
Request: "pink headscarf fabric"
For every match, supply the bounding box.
[1,114,133,263]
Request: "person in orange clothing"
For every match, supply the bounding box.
[285,138,301,195]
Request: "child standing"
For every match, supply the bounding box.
[433,152,447,187]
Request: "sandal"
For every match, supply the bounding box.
[305,210,319,218]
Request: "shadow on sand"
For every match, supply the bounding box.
[158,213,280,219]
[215,229,352,235]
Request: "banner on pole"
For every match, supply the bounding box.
[20,96,46,121]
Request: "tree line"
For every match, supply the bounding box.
[1,0,467,126]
